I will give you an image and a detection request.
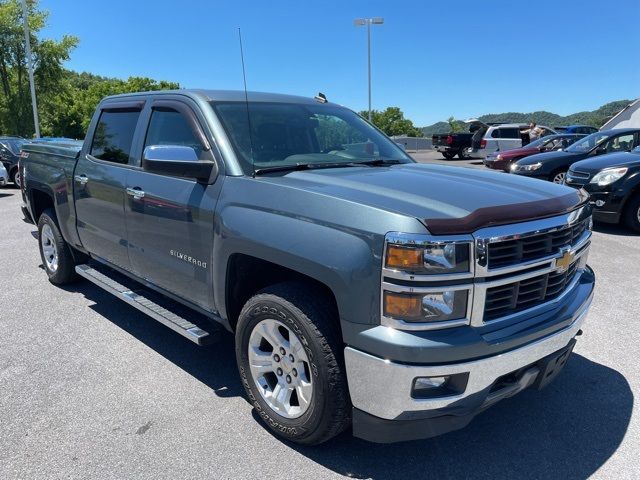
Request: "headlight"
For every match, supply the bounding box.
[590,167,628,186]
[512,162,542,172]
[385,241,471,274]
[383,289,469,323]
[496,154,503,161]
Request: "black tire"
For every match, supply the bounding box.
[235,282,350,445]
[623,194,640,232]
[458,148,471,160]
[37,208,78,284]
[10,168,20,188]
[442,151,456,160]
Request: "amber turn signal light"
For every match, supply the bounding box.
[386,246,423,269]
[384,292,422,320]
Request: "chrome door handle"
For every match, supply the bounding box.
[74,174,88,185]
[126,187,145,199]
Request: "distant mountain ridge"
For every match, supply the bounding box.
[421,100,633,136]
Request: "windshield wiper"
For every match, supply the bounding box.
[353,159,402,166]
[254,159,402,175]
[254,162,364,175]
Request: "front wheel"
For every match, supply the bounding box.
[235,282,350,445]
[38,209,78,284]
[11,168,20,188]
[458,148,471,159]
[550,170,567,184]
[623,194,640,232]
[442,151,456,160]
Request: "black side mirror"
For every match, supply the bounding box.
[142,145,217,183]
[594,147,607,156]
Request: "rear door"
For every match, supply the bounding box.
[124,98,222,310]
[74,101,144,270]
[495,127,522,151]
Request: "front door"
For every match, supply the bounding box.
[74,105,143,270]
[124,99,221,310]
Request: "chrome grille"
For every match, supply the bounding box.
[565,169,591,187]
[487,219,588,269]
[484,261,579,321]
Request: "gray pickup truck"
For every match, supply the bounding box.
[20,90,595,445]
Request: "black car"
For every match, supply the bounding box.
[565,146,640,231]
[0,136,27,187]
[510,128,640,184]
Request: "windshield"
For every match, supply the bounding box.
[565,132,609,153]
[211,101,413,174]
[0,139,26,155]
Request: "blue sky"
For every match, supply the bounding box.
[41,0,639,126]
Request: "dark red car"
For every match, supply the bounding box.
[483,134,585,172]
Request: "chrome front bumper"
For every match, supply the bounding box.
[345,291,592,420]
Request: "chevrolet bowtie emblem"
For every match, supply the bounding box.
[556,249,575,273]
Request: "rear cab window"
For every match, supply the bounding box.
[90,109,141,164]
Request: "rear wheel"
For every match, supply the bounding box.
[550,170,567,184]
[442,151,456,160]
[236,282,350,445]
[458,148,471,160]
[37,209,78,284]
[623,194,640,232]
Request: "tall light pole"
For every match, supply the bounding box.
[20,0,40,138]
[354,17,383,122]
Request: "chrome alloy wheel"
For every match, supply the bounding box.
[248,319,313,419]
[40,223,59,272]
[553,171,566,184]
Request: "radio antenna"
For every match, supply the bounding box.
[238,27,255,177]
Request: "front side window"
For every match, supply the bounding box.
[603,134,635,153]
[90,110,141,164]
[144,108,203,158]
[212,101,412,174]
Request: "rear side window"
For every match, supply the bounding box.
[144,108,203,158]
[491,128,520,139]
[90,110,141,164]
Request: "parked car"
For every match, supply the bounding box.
[467,121,556,159]
[565,146,640,231]
[0,162,8,187]
[511,128,640,183]
[432,124,483,159]
[484,134,585,172]
[554,125,598,135]
[21,89,595,445]
[0,136,27,187]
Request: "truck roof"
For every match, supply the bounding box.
[103,89,323,105]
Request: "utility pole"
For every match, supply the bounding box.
[354,17,384,123]
[21,0,40,138]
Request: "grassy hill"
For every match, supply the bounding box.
[421,100,632,136]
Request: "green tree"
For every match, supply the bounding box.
[359,107,423,137]
[0,0,78,136]
[447,116,465,133]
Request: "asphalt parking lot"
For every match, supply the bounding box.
[1,154,639,480]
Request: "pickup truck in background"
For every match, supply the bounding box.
[431,124,484,159]
[21,89,595,445]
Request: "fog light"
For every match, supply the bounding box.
[411,373,470,399]
[415,376,448,390]
[595,200,605,207]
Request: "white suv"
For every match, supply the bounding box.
[467,121,556,159]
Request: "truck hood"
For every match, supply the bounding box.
[571,151,640,172]
[259,163,588,234]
